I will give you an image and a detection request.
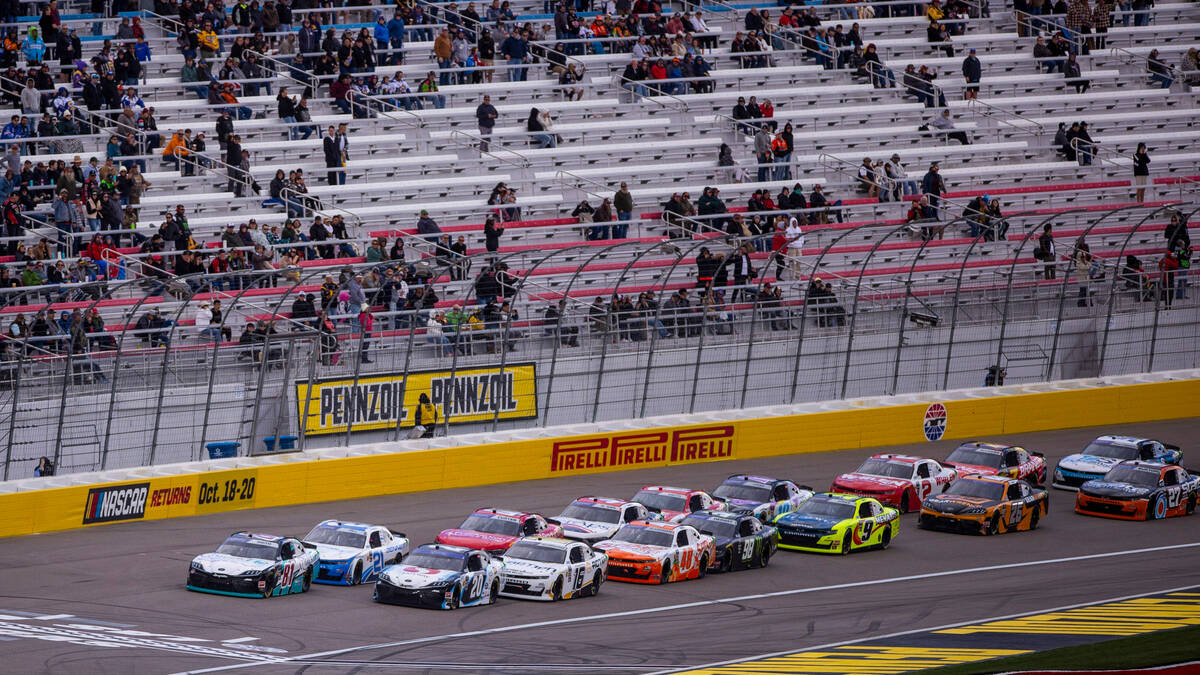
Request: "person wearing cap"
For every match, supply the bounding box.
[962,48,982,99]
[922,163,946,222]
[613,182,633,239]
[966,193,990,238]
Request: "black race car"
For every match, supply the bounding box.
[679,510,778,572]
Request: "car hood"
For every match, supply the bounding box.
[436,529,518,551]
[192,553,275,575]
[775,512,842,530]
[1058,454,1121,473]
[834,473,909,490]
[501,558,563,578]
[1080,481,1153,499]
[557,517,620,539]
[944,462,998,476]
[309,543,362,562]
[925,495,993,514]
[593,541,666,561]
[379,564,461,588]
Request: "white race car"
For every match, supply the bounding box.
[187,532,319,598]
[555,496,656,543]
[1054,435,1184,491]
[302,520,410,585]
[374,544,505,610]
[499,536,607,601]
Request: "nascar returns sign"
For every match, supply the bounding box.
[296,364,538,436]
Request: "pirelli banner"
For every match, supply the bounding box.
[295,363,538,436]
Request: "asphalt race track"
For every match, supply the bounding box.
[2,419,1199,675]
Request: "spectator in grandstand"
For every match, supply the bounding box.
[1132,143,1151,202]
[612,182,633,239]
[1158,251,1179,308]
[527,108,556,148]
[929,108,971,145]
[1037,223,1057,279]
[921,163,946,221]
[1074,121,1095,165]
[501,28,530,82]
[22,28,45,65]
[475,95,497,152]
[927,20,953,58]
[961,48,981,100]
[416,209,441,245]
[1066,0,1093,43]
[321,125,343,186]
[1147,49,1174,89]
[1064,54,1089,93]
[34,456,54,477]
[417,71,445,109]
[415,393,438,436]
[1166,212,1191,251]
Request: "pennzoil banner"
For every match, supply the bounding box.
[295,364,538,436]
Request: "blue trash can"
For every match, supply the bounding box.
[206,442,239,459]
[263,436,277,452]
[278,435,298,450]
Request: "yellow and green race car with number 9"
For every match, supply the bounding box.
[772,493,900,554]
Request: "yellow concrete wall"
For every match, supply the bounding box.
[3,378,1196,538]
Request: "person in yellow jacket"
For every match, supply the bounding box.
[198,22,219,59]
[161,130,189,170]
[414,393,438,438]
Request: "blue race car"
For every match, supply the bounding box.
[187,532,319,598]
[303,520,410,585]
[711,474,814,523]
[373,544,505,610]
[1053,436,1182,490]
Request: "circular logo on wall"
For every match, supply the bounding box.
[923,403,948,442]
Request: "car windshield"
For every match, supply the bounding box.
[559,503,621,524]
[1103,465,1160,487]
[215,540,278,560]
[1081,441,1139,460]
[611,527,674,547]
[680,516,737,539]
[404,552,465,571]
[795,499,855,519]
[459,514,521,536]
[947,445,1003,469]
[856,459,912,479]
[506,542,567,564]
[303,524,366,549]
[713,481,772,503]
[633,490,688,512]
[945,480,1004,500]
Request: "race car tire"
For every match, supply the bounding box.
[352,562,362,586]
[899,491,911,514]
[302,567,312,593]
[585,574,601,597]
[1149,495,1165,520]
[840,531,853,555]
[917,513,931,530]
[1188,495,1196,515]
[880,528,891,550]
[448,584,461,610]
[550,577,563,601]
[697,555,709,579]
[488,579,500,604]
[261,572,275,599]
[659,561,672,584]
[987,514,1001,535]
[719,551,733,573]
[1029,507,1040,530]
[759,546,771,568]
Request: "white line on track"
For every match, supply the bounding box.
[174,541,1200,675]
[220,638,260,644]
[644,583,1200,675]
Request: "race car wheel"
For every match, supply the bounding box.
[917,513,930,530]
[585,574,601,597]
[987,514,1001,535]
[550,577,563,601]
[352,562,363,586]
[448,584,461,610]
[840,531,853,555]
[488,579,500,604]
[758,547,771,568]
[302,567,312,592]
[1188,495,1196,515]
[1029,507,1040,530]
[880,528,891,550]
[659,561,672,584]
[719,552,733,573]
[1150,495,1166,520]
[261,573,275,599]
[899,491,911,514]
[697,555,709,579]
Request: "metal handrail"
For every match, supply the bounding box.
[966,97,1046,137]
[278,184,367,234]
[1069,136,1200,198]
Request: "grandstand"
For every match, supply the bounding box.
[0,0,1196,478]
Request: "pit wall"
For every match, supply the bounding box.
[2,371,1198,538]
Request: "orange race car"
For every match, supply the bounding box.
[593,520,716,584]
[1075,461,1199,520]
[918,475,1048,535]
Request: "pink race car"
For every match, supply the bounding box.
[830,454,958,512]
[631,485,726,522]
[436,508,563,553]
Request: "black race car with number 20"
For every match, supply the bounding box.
[679,510,779,572]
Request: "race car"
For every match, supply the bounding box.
[499,536,607,601]
[631,485,726,522]
[830,454,958,512]
[711,474,814,523]
[679,510,778,571]
[1075,461,1199,520]
[943,442,1047,485]
[918,475,1048,535]
[187,532,319,598]
[373,544,504,610]
[772,493,899,554]
[435,508,563,552]
[594,520,717,584]
[303,520,410,585]
[555,497,656,543]
[1054,436,1184,490]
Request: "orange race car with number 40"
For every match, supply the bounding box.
[594,521,716,584]
[918,475,1049,535]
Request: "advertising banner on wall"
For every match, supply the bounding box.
[295,363,538,436]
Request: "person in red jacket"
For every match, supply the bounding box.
[358,303,374,363]
[1158,251,1179,308]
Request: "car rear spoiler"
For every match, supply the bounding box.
[1163,443,1181,453]
[388,529,408,538]
[301,540,318,550]
[544,518,561,526]
[799,485,814,491]
[1030,451,1045,458]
